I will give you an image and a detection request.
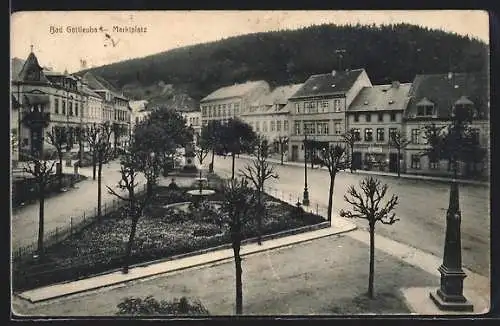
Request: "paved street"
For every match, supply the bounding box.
[12,235,441,316]
[209,155,490,277]
[11,160,147,251]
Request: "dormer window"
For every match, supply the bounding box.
[452,96,475,121]
[416,97,435,117]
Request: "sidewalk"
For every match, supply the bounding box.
[238,154,488,187]
[17,217,357,303]
[11,160,147,251]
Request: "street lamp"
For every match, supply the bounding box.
[429,103,474,311]
[302,126,310,206]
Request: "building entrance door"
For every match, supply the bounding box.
[291,145,299,162]
[352,152,362,170]
[389,153,398,172]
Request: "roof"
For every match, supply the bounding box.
[82,72,128,100]
[263,84,304,106]
[349,83,412,112]
[79,86,103,99]
[16,52,50,84]
[201,80,269,102]
[290,69,365,99]
[405,72,489,120]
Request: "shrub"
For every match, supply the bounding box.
[192,224,222,237]
[116,296,210,316]
[156,189,188,205]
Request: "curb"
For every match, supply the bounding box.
[17,220,356,303]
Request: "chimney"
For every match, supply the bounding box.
[448,72,453,80]
[392,81,400,89]
[331,70,336,77]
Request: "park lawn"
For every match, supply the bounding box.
[13,182,325,291]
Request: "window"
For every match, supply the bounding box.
[202,107,207,117]
[256,121,260,132]
[417,103,434,116]
[321,101,329,109]
[354,113,359,122]
[75,103,79,117]
[276,120,281,131]
[304,122,316,135]
[294,121,301,135]
[365,113,371,122]
[295,103,301,113]
[376,128,385,141]
[333,99,341,112]
[317,121,329,135]
[425,105,434,116]
[390,112,396,122]
[270,121,275,131]
[334,121,341,135]
[305,101,317,113]
[69,102,73,116]
[262,121,268,132]
[378,113,383,122]
[429,161,439,169]
[54,98,59,114]
[411,155,421,169]
[222,108,226,116]
[353,128,361,141]
[218,105,221,117]
[234,103,240,115]
[411,129,420,144]
[284,120,289,131]
[364,128,373,141]
[389,128,398,142]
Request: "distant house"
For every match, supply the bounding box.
[287,69,372,162]
[347,82,411,172]
[240,83,303,155]
[200,80,270,125]
[181,110,202,145]
[403,72,489,178]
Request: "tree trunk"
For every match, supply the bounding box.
[147,180,153,197]
[210,150,215,172]
[92,153,97,180]
[231,153,236,180]
[327,173,335,222]
[233,244,243,315]
[368,223,375,299]
[97,162,103,218]
[37,188,45,256]
[123,215,139,274]
[280,142,284,165]
[397,149,401,178]
[257,189,262,245]
[350,146,354,173]
[58,154,63,190]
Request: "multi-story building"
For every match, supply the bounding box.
[200,80,270,126]
[11,50,86,159]
[240,84,303,155]
[347,81,411,171]
[403,72,489,178]
[287,69,372,162]
[129,100,150,133]
[82,72,131,150]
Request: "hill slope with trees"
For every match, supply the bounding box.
[77,23,488,103]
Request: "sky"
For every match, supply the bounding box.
[11,10,489,73]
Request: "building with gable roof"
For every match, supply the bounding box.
[287,68,372,162]
[240,83,303,156]
[403,72,489,178]
[200,80,270,125]
[347,81,412,171]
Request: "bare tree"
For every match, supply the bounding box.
[94,122,114,218]
[240,137,278,245]
[340,177,399,299]
[276,136,288,165]
[22,157,56,257]
[217,178,256,315]
[85,124,100,180]
[45,127,67,189]
[389,130,411,177]
[342,128,357,172]
[318,143,350,222]
[107,150,155,273]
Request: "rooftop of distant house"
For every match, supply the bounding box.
[349,82,412,112]
[201,80,269,102]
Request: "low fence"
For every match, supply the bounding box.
[12,183,148,263]
[263,185,329,220]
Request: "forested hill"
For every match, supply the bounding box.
[77,23,488,102]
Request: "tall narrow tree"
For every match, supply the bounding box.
[276,136,288,165]
[340,177,399,299]
[195,130,211,191]
[220,118,257,180]
[318,143,350,222]
[240,136,278,245]
[22,157,56,257]
[85,124,100,180]
[389,130,411,177]
[217,178,256,315]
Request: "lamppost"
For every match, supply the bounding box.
[302,125,310,206]
[429,102,473,311]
